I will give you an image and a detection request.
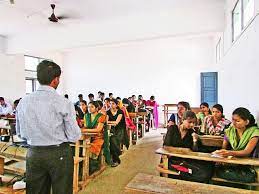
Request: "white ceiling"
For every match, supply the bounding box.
[0,0,225,53]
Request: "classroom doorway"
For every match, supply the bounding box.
[200,72,218,106]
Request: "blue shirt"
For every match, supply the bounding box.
[16,85,81,146]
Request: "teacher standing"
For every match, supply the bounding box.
[16,60,81,194]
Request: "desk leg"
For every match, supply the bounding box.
[161,155,168,178]
[129,129,132,146]
[164,106,167,127]
[142,116,145,137]
[136,117,139,143]
[143,115,146,134]
[255,167,259,191]
[73,141,80,194]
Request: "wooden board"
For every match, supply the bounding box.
[199,135,223,147]
[156,146,259,166]
[125,173,258,194]
[191,107,200,114]
[0,187,25,194]
[136,112,148,116]
[4,161,26,175]
[0,157,4,175]
[0,142,27,161]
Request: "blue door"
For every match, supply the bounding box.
[201,72,218,106]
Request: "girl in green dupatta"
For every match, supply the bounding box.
[213,107,259,158]
[81,101,106,159]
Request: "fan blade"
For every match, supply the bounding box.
[57,15,70,20]
[10,0,14,4]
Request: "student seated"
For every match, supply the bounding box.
[196,102,211,127]
[81,101,106,174]
[122,98,135,113]
[145,96,159,129]
[164,111,199,150]
[121,98,136,131]
[137,95,146,112]
[131,95,137,107]
[104,98,111,111]
[88,93,95,102]
[0,97,13,116]
[168,101,191,127]
[107,99,129,167]
[8,98,21,117]
[109,93,113,100]
[80,100,88,115]
[163,111,213,183]
[201,104,231,135]
[75,94,84,107]
[213,107,259,158]
[96,100,106,115]
[213,107,259,183]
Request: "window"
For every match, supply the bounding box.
[243,0,254,26]
[216,38,222,63]
[25,56,38,71]
[26,79,35,94]
[232,0,255,41]
[25,56,49,94]
[232,1,242,41]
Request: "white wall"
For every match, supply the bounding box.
[0,36,6,53]
[0,53,25,103]
[0,36,25,102]
[216,0,259,118]
[63,35,215,108]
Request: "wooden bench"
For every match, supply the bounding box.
[125,173,257,194]
[156,146,259,189]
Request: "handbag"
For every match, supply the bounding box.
[215,165,257,183]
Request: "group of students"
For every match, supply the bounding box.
[0,97,21,117]
[164,101,259,183]
[71,92,158,168]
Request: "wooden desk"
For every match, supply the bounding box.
[72,131,106,194]
[199,135,224,147]
[71,134,91,194]
[125,173,257,194]
[156,146,259,166]
[156,146,259,188]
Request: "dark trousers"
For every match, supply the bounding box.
[109,135,121,163]
[26,143,74,194]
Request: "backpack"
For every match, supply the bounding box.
[168,157,214,183]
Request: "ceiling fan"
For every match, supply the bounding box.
[0,0,14,4]
[48,4,69,23]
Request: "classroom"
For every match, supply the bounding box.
[0,0,258,193]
